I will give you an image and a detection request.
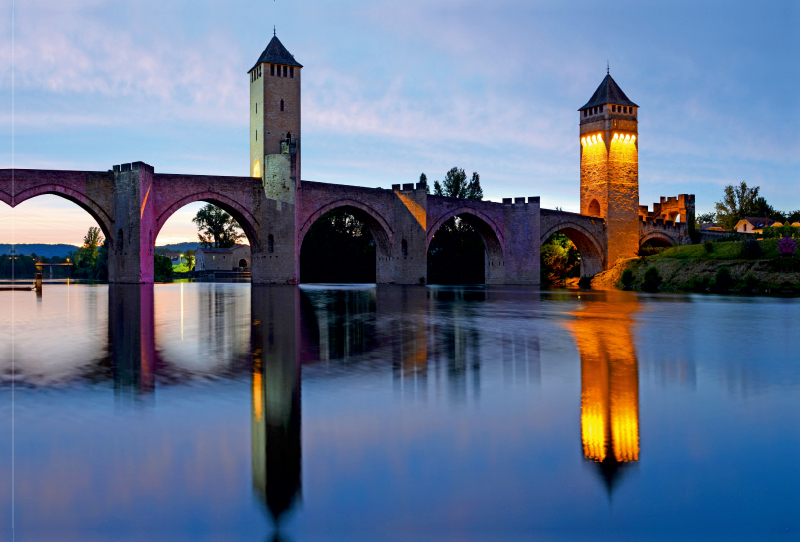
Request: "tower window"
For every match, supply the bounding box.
[271,64,275,76]
[290,66,294,78]
[612,105,616,112]
[255,103,257,113]
[268,234,275,253]
[401,239,408,257]
[283,65,287,77]
[600,105,604,113]
[280,99,284,111]
[255,130,257,141]
[624,107,628,113]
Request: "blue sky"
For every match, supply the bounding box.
[1,0,798,245]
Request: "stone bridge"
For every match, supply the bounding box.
[0,163,688,285]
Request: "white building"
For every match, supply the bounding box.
[194,245,251,271]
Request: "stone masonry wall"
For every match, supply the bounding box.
[502,197,541,285]
[264,154,294,204]
[605,140,640,265]
[260,64,301,158]
[250,67,264,177]
[110,162,155,283]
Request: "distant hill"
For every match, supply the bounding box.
[3,241,206,258]
[154,242,203,254]
[0,244,79,258]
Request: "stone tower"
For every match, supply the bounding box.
[249,34,302,203]
[579,74,640,266]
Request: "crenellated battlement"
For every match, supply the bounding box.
[639,193,695,223]
[502,197,540,205]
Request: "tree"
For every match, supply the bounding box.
[751,196,783,222]
[185,249,195,271]
[84,227,103,251]
[300,208,376,283]
[71,226,104,278]
[80,226,103,267]
[154,254,173,282]
[466,172,483,201]
[714,181,761,231]
[433,167,483,200]
[696,211,717,224]
[420,173,430,194]
[540,233,580,283]
[192,204,244,248]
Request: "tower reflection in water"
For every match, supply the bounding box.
[566,290,640,493]
[250,286,302,523]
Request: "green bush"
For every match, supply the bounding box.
[620,268,635,290]
[687,276,710,292]
[740,239,762,259]
[743,273,760,292]
[154,254,174,282]
[642,267,662,292]
[704,241,714,253]
[713,266,733,292]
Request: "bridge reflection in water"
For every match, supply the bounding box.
[566,291,640,493]
[100,284,637,521]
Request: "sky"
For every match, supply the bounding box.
[1,0,798,246]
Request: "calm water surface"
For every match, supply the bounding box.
[1,283,798,541]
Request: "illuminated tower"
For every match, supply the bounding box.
[249,33,302,202]
[579,73,640,266]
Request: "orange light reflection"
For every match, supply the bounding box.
[566,291,640,467]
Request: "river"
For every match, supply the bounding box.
[1,283,798,541]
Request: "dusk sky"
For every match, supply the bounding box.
[1,0,798,246]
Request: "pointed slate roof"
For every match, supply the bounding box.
[249,35,303,72]
[579,74,638,111]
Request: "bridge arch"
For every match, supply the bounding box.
[155,191,262,251]
[7,184,115,244]
[298,199,394,283]
[427,206,505,284]
[541,221,605,277]
[640,231,676,247]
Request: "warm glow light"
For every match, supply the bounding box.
[597,134,603,143]
[395,190,426,229]
[253,361,263,422]
[624,134,630,142]
[581,137,586,146]
[253,159,261,178]
[631,135,636,143]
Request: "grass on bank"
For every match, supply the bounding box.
[613,239,800,294]
[173,263,192,273]
[648,240,781,260]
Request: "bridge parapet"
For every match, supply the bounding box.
[540,209,606,275]
[639,215,691,246]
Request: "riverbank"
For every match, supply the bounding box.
[591,241,800,293]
